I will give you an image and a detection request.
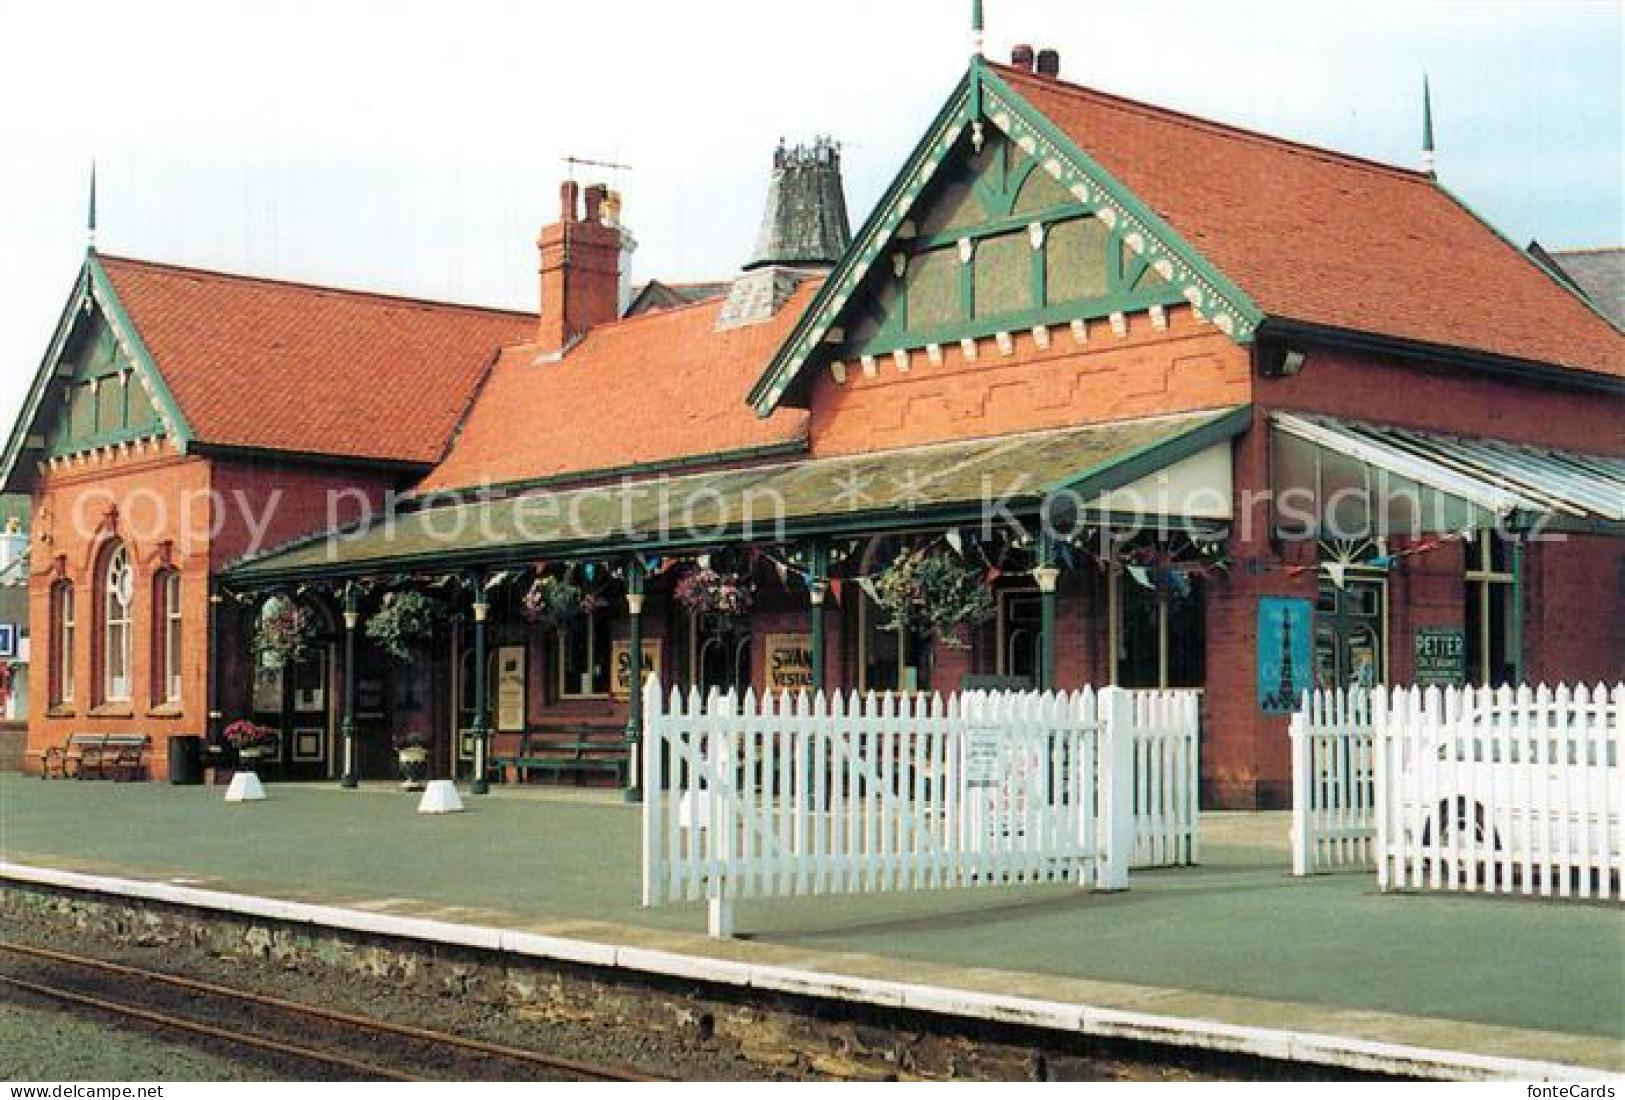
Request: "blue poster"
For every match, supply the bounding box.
[1258,597,1312,713]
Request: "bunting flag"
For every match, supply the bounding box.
[1324,560,1349,590]
[1126,564,1155,591]
[484,570,510,590]
[774,560,789,585]
[945,528,964,556]
[856,576,880,602]
[829,577,845,606]
[697,554,711,570]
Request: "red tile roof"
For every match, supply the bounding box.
[99,255,537,464]
[419,284,816,493]
[996,64,1624,378]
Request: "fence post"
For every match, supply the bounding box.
[1098,687,1135,891]
[641,677,662,907]
[1289,693,1309,877]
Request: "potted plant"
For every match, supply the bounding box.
[674,566,754,630]
[365,590,445,662]
[253,595,316,668]
[872,545,994,650]
[521,573,602,630]
[222,720,278,765]
[393,729,431,791]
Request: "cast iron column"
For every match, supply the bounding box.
[1034,531,1061,692]
[340,584,359,789]
[470,577,491,795]
[623,557,647,804]
[807,539,829,693]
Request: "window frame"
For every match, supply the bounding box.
[154,570,183,706]
[1464,531,1517,687]
[50,580,75,706]
[100,543,133,704]
[555,601,612,700]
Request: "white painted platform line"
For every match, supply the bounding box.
[0,861,1612,1083]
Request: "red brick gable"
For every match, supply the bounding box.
[99,255,536,465]
[996,64,1623,378]
[419,284,816,494]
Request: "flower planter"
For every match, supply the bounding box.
[397,746,429,791]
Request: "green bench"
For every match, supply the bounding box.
[489,725,628,786]
[39,733,151,781]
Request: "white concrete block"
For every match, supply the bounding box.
[416,779,464,814]
[224,771,266,803]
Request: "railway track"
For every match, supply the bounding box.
[0,939,666,1082]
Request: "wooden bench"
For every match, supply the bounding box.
[489,725,628,786]
[39,734,151,781]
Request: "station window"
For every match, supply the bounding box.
[1465,532,1518,686]
[557,601,612,699]
[100,543,133,704]
[50,581,74,705]
[154,570,182,705]
[857,590,931,693]
[1115,573,1205,690]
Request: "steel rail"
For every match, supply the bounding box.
[0,939,664,1082]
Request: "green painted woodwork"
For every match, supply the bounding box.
[748,61,1263,415]
[42,301,164,458]
[226,407,1247,586]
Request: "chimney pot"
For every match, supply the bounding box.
[583,183,608,224]
[559,180,580,222]
[1011,43,1035,72]
[1036,48,1061,78]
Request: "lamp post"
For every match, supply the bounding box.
[623,557,647,804]
[340,584,359,789]
[1034,533,1061,692]
[807,539,829,693]
[470,579,491,795]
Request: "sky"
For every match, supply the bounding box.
[0,0,1619,434]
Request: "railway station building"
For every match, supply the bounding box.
[5,51,1621,806]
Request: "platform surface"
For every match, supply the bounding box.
[2,774,1621,1075]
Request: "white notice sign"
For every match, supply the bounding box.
[961,725,1004,787]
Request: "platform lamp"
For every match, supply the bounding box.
[623,557,647,804]
[1033,539,1062,692]
[470,580,491,796]
[340,584,360,789]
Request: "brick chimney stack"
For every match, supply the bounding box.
[537,180,624,353]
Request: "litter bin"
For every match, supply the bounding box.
[168,735,204,786]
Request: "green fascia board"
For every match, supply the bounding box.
[0,261,95,492]
[1044,404,1251,499]
[746,70,977,414]
[225,409,1247,588]
[86,254,192,450]
[974,66,1263,341]
[747,61,1266,417]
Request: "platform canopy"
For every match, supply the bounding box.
[1270,411,1625,539]
[227,406,1248,586]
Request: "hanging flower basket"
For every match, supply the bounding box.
[253,595,317,668]
[872,545,994,649]
[674,567,753,630]
[521,574,602,630]
[365,590,445,662]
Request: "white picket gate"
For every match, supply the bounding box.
[641,680,1153,937]
[1373,683,1623,901]
[1289,689,1376,875]
[1127,691,1202,868]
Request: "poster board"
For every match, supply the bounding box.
[1412,628,1466,687]
[495,645,526,731]
[612,639,662,700]
[764,633,815,692]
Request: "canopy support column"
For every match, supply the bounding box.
[807,539,830,693]
[340,584,359,789]
[470,575,491,795]
[624,557,647,804]
[1035,531,1061,692]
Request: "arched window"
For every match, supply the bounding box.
[101,543,133,703]
[154,570,182,705]
[50,581,75,705]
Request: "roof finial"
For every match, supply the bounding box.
[86,160,98,250]
[1421,75,1436,178]
[972,0,985,58]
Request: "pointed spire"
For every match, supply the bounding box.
[86,161,98,250]
[1421,75,1436,178]
[971,0,985,57]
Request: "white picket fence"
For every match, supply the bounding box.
[1374,683,1623,901]
[640,681,1195,937]
[1292,683,1624,900]
[1127,691,1202,868]
[1289,689,1376,875]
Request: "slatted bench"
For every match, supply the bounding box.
[489,725,628,787]
[39,734,151,781]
